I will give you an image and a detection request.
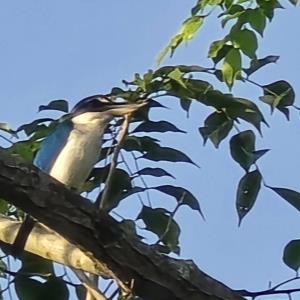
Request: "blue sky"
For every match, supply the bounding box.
[0,0,300,298]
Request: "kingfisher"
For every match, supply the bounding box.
[34,95,146,190]
[12,95,146,254]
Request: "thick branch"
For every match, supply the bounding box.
[0,215,104,276]
[0,155,244,300]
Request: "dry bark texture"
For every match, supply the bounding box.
[0,154,244,300]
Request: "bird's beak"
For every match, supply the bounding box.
[105,101,147,116]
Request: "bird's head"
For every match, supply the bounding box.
[70,95,147,124]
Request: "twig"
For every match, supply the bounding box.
[271,276,300,290]
[237,276,300,297]
[103,280,114,295]
[238,287,300,297]
[155,193,185,245]
[0,265,52,278]
[108,288,119,300]
[98,115,131,210]
[131,152,152,207]
[0,135,13,145]
[243,77,264,89]
[74,270,108,300]
[7,256,12,300]
[119,151,145,206]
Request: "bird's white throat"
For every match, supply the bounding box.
[49,120,107,189]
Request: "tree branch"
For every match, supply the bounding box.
[0,215,104,276]
[97,115,130,210]
[237,276,300,298]
[0,153,244,300]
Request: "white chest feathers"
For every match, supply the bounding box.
[49,122,105,189]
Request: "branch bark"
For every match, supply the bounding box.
[0,154,244,300]
[0,215,105,276]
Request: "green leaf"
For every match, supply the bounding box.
[180,98,192,115]
[208,39,233,65]
[262,80,295,108]
[123,136,160,152]
[257,0,283,20]
[199,112,233,148]
[222,48,241,89]
[153,65,209,78]
[221,10,244,28]
[99,169,132,211]
[224,0,234,8]
[191,0,202,15]
[137,167,175,179]
[199,90,235,109]
[186,79,213,101]
[277,106,290,120]
[260,95,283,116]
[213,45,233,65]
[154,185,204,217]
[0,199,8,214]
[8,141,39,163]
[236,170,262,225]
[30,125,55,141]
[230,130,255,171]
[134,74,146,91]
[143,146,199,167]
[163,80,193,100]
[244,55,279,76]
[81,165,110,193]
[118,186,146,202]
[247,8,266,36]
[288,0,298,5]
[147,99,168,109]
[17,118,54,136]
[38,100,69,113]
[137,206,180,252]
[157,16,204,64]
[40,277,69,300]
[20,252,54,276]
[230,29,258,59]
[220,4,244,16]
[283,240,300,272]
[208,40,225,58]
[198,89,266,132]
[15,276,43,300]
[268,187,300,212]
[168,68,187,88]
[226,97,267,132]
[133,120,186,134]
[178,15,204,41]
[252,149,270,161]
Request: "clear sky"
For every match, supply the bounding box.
[0,0,300,298]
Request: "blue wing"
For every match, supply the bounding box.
[34,121,73,173]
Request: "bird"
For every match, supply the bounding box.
[12,95,146,254]
[34,94,146,190]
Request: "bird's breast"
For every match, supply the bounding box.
[49,124,104,189]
